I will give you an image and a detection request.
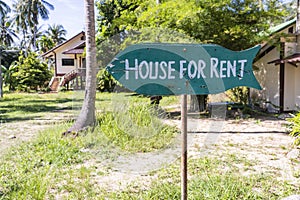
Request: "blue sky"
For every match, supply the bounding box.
[6,0,85,39]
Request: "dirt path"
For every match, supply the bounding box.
[0,111,77,155]
[93,116,300,191]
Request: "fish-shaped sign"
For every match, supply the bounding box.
[106,43,261,95]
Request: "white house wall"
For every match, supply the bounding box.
[252,48,280,112]
[56,54,76,75]
[53,34,85,76]
[284,63,296,110]
[294,66,300,109]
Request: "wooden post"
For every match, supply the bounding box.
[181,94,188,200]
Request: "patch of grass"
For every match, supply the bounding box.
[0,92,83,122]
[98,102,178,152]
[0,122,119,199]
[0,92,179,199]
[105,156,299,200]
[0,123,87,199]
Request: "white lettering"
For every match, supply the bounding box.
[139,60,149,79]
[179,60,187,79]
[159,61,167,79]
[227,60,236,77]
[125,59,138,80]
[210,58,219,78]
[168,61,176,79]
[126,58,248,80]
[238,60,247,77]
[220,60,227,78]
[149,62,159,79]
[197,60,206,78]
[188,60,197,79]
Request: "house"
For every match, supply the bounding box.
[42,31,86,91]
[251,18,300,113]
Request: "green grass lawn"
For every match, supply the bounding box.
[0,92,299,199]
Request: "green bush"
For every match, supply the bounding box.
[288,113,300,146]
[97,68,117,92]
[10,52,52,91]
[226,87,249,105]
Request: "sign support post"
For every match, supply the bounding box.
[181,94,188,200]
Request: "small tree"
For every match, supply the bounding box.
[11,52,52,91]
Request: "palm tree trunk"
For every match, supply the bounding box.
[66,0,97,133]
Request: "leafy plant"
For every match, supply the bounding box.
[96,68,118,92]
[226,87,249,105]
[10,52,52,91]
[288,113,300,146]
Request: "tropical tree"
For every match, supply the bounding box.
[45,24,67,45]
[37,34,54,53]
[0,15,18,47]
[0,0,10,18]
[66,0,97,133]
[0,1,18,47]
[12,0,54,50]
[96,0,289,107]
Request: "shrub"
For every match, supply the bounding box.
[288,113,300,146]
[226,87,249,105]
[10,52,52,91]
[96,68,117,92]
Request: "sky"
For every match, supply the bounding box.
[6,0,85,39]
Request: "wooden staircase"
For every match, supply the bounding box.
[49,77,60,92]
[49,69,85,92]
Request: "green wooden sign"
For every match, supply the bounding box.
[106,43,261,95]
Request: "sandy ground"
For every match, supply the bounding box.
[92,115,300,192]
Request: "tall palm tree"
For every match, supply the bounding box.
[0,16,18,47]
[66,0,97,133]
[0,0,10,18]
[12,0,54,50]
[0,0,17,47]
[45,24,67,45]
[37,34,54,53]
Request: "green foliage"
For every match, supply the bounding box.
[97,68,117,92]
[226,87,249,105]
[103,155,299,199]
[288,113,300,146]
[10,52,52,91]
[0,92,179,198]
[96,0,288,51]
[98,102,177,152]
[0,124,89,199]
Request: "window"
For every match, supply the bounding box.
[62,59,74,66]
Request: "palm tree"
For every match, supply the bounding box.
[12,0,54,50]
[66,0,97,133]
[45,24,67,45]
[0,16,18,47]
[37,34,54,53]
[0,0,10,18]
